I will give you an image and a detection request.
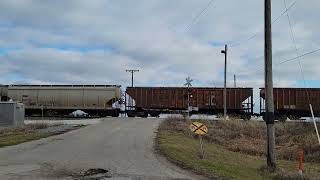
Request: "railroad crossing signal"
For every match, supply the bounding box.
[184,76,193,117]
[189,122,208,135]
[188,88,197,98]
[184,76,193,87]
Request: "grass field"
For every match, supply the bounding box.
[1,124,60,148]
[156,117,320,179]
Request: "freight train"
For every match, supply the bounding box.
[0,85,121,117]
[126,87,253,120]
[1,85,320,120]
[260,88,320,120]
[125,87,320,120]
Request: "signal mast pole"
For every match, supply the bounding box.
[265,0,276,170]
[221,45,228,120]
[184,77,193,117]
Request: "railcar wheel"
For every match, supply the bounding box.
[288,115,301,121]
[149,111,160,117]
[278,115,287,122]
[139,112,148,118]
[111,110,119,117]
[242,115,251,121]
[127,112,136,117]
[45,110,58,116]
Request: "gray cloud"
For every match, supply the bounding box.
[0,0,319,90]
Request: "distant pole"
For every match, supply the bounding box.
[221,45,228,119]
[265,0,276,170]
[234,74,236,88]
[126,70,139,87]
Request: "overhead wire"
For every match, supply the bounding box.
[284,0,320,144]
[229,1,297,47]
[183,0,317,92]
[238,0,320,78]
[254,48,320,73]
[229,0,298,84]
[185,0,216,32]
[184,0,296,87]
[283,0,305,86]
[277,48,320,65]
[281,0,312,121]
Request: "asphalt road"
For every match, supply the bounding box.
[0,118,206,180]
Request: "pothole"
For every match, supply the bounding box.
[73,168,112,179]
[82,168,108,176]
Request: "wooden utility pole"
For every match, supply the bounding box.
[234,74,236,88]
[221,45,228,119]
[126,69,139,87]
[265,0,276,170]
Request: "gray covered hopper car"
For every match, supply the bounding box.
[7,85,121,117]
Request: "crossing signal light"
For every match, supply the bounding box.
[188,88,197,98]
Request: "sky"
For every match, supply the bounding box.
[0,0,320,91]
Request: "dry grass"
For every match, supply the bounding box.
[157,117,320,179]
[259,165,312,180]
[162,117,320,163]
[0,123,49,134]
[0,123,52,148]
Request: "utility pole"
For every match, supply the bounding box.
[126,69,139,87]
[221,45,228,119]
[234,74,236,88]
[265,0,276,170]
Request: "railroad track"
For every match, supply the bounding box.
[25,115,101,120]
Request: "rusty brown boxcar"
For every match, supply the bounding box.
[260,88,320,119]
[126,87,253,118]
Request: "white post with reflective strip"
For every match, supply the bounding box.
[309,104,320,146]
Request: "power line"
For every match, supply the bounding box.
[283,0,319,138]
[185,0,216,32]
[283,0,307,89]
[278,48,320,65]
[284,0,299,57]
[229,1,297,47]
[255,48,320,72]
[272,1,297,24]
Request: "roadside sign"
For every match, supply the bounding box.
[189,121,208,159]
[189,122,208,135]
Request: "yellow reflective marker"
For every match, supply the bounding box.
[189,122,208,135]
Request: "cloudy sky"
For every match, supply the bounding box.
[0,0,319,90]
